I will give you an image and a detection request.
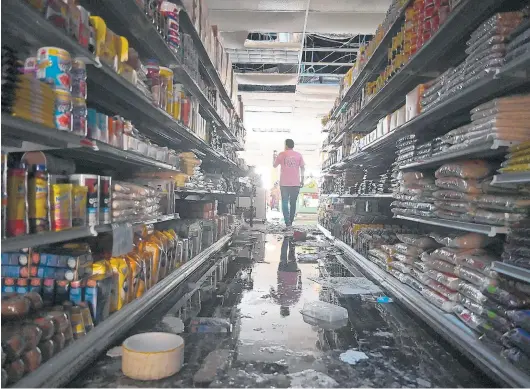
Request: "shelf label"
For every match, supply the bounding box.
[111,222,133,257]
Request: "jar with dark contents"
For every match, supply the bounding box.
[22,347,42,373]
[78,302,94,332]
[33,316,55,341]
[21,324,42,351]
[38,339,54,362]
[6,359,25,385]
[51,331,65,354]
[70,58,87,99]
[23,292,44,311]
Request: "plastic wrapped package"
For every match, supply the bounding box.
[455,266,498,289]
[435,177,483,194]
[507,27,530,53]
[388,268,408,283]
[429,231,494,249]
[433,190,479,201]
[411,267,428,284]
[414,260,430,273]
[506,40,530,64]
[434,209,475,222]
[456,251,497,276]
[471,96,530,118]
[424,258,457,274]
[434,200,476,213]
[368,249,392,263]
[501,347,530,373]
[475,194,530,212]
[435,160,492,179]
[459,294,488,316]
[472,209,528,226]
[430,247,486,265]
[391,201,437,211]
[395,233,439,249]
[403,275,424,292]
[392,208,435,218]
[468,12,524,46]
[484,285,529,309]
[502,154,530,167]
[421,288,457,312]
[368,254,388,269]
[499,163,530,173]
[459,282,488,304]
[393,243,425,257]
[425,270,462,290]
[387,261,413,274]
[502,328,530,355]
[452,305,502,342]
[506,310,530,332]
[424,278,459,301]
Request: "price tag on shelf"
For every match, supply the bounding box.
[111,222,134,257]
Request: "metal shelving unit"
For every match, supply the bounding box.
[394,215,509,237]
[174,189,237,201]
[1,215,178,252]
[399,140,516,170]
[329,0,413,121]
[82,0,239,144]
[317,224,530,388]
[12,233,234,388]
[492,262,530,284]
[331,0,514,136]
[491,171,530,185]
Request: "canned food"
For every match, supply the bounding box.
[69,174,99,225]
[50,183,73,231]
[70,58,87,99]
[7,166,28,237]
[71,97,87,136]
[72,185,88,227]
[54,90,72,131]
[99,176,111,224]
[27,165,49,233]
[36,47,72,91]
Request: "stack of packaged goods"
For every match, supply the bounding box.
[432,160,530,226]
[499,141,530,175]
[502,222,530,269]
[0,224,190,385]
[505,17,530,66]
[392,170,437,218]
[111,181,161,223]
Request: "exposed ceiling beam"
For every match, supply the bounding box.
[302,61,353,66]
[300,73,342,77]
[304,47,359,52]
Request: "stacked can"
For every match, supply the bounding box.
[160,1,180,52]
[71,58,88,136]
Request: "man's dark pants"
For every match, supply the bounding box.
[280,186,300,225]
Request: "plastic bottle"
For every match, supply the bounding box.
[28,164,49,233]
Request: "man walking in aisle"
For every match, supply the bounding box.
[273,139,305,228]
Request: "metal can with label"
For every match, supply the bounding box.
[99,176,111,224]
[36,47,72,91]
[7,165,28,237]
[69,174,99,226]
[54,90,72,131]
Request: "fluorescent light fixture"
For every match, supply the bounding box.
[246,105,293,113]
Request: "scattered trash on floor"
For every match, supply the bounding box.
[189,317,232,333]
[377,296,393,304]
[308,277,382,296]
[339,350,369,365]
[288,369,339,388]
[193,349,231,384]
[300,301,349,328]
[106,346,123,358]
[161,316,185,333]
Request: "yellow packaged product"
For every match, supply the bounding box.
[154,231,171,279]
[499,164,530,173]
[162,230,179,270]
[125,255,141,303]
[71,185,88,227]
[109,256,129,312]
[50,183,72,231]
[134,248,151,298]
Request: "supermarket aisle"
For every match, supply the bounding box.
[71,229,494,388]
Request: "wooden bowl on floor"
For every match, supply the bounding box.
[122,332,184,380]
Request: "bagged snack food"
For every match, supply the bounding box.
[472,209,527,226]
[368,249,392,263]
[434,200,476,213]
[403,275,424,292]
[484,285,529,309]
[433,190,479,201]
[392,253,417,264]
[430,247,486,266]
[502,328,530,355]
[435,160,492,179]
[506,310,530,332]
[395,234,439,249]
[414,261,430,273]
[501,347,530,373]
[387,261,412,274]
[424,258,457,274]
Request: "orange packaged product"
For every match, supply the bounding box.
[162,230,178,271]
[108,256,128,312]
[152,232,169,280]
[133,247,150,298]
[124,255,141,303]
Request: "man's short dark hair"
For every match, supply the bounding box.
[285,139,294,149]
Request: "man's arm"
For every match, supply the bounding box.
[300,155,305,186]
[273,152,283,168]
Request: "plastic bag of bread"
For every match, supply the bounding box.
[430,247,485,265]
[456,251,497,277]
[422,288,457,312]
[425,270,461,290]
[392,253,417,264]
[403,275,424,292]
[414,261,429,273]
[435,160,492,179]
[387,261,412,274]
[424,279,459,301]
[368,249,392,263]
[475,194,530,212]
[455,266,498,289]
[429,231,494,249]
[395,233,439,249]
[411,268,429,284]
[435,177,483,193]
[388,268,408,283]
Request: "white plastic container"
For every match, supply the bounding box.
[301,301,348,325]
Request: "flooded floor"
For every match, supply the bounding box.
[71,225,495,388]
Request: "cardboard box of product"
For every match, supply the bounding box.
[396,105,406,127]
[405,84,426,122]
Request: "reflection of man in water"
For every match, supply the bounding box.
[270,238,302,317]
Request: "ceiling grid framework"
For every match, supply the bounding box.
[205,0,391,169]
